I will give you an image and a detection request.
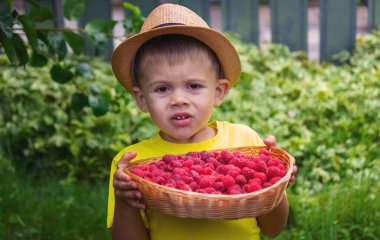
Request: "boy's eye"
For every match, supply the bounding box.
[155,86,170,93]
[188,83,202,90]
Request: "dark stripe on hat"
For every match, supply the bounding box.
[153,23,185,29]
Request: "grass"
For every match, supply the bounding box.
[1,155,379,240]
[263,168,380,240]
[0,157,111,240]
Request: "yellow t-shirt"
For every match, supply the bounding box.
[107,121,265,240]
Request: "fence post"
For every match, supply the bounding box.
[24,0,64,28]
[368,0,380,32]
[319,0,357,62]
[79,0,113,59]
[270,0,308,52]
[124,0,159,18]
[178,0,210,24]
[221,0,259,45]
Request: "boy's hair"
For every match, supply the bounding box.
[132,34,222,87]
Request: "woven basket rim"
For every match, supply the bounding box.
[124,146,294,199]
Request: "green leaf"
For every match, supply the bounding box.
[75,63,93,79]
[0,28,16,64]
[11,33,29,66]
[123,2,141,16]
[62,31,84,55]
[71,92,89,111]
[0,2,13,38]
[29,51,48,67]
[63,0,85,20]
[18,15,38,49]
[50,64,74,84]
[89,95,109,116]
[29,7,54,22]
[85,19,116,35]
[47,32,67,60]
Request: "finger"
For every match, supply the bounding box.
[114,177,138,190]
[115,189,141,200]
[127,199,146,210]
[264,135,276,147]
[114,168,131,182]
[117,151,137,169]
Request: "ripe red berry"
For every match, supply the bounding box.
[198,176,214,189]
[253,171,267,184]
[235,174,247,185]
[241,167,255,179]
[254,160,268,174]
[267,166,281,179]
[227,185,243,194]
[269,177,282,185]
[222,175,235,189]
[131,168,145,178]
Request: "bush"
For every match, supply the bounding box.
[1,30,380,187]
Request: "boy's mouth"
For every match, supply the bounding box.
[171,113,192,126]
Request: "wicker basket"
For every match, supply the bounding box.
[124,146,294,220]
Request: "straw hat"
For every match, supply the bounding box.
[112,3,241,92]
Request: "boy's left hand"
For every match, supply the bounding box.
[263,135,297,185]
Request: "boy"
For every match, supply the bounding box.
[109,3,293,240]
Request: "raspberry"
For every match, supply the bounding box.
[182,176,194,184]
[164,183,175,188]
[140,165,149,171]
[204,167,214,175]
[227,169,240,178]
[173,167,187,176]
[171,160,182,168]
[235,157,248,168]
[131,168,145,178]
[279,170,287,177]
[267,166,281,179]
[162,154,178,163]
[249,178,263,186]
[269,177,282,185]
[254,160,268,174]
[241,167,255,179]
[200,151,214,160]
[220,150,234,163]
[246,160,257,169]
[253,171,267,184]
[198,176,214,189]
[235,174,247,185]
[262,182,272,188]
[195,189,206,193]
[178,184,192,191]
[186,151,202,158]
[204,187,216,194]
[189,182,198,191]
[267,158,280,167]
[243,182,262,193]
[182,159,194,168]
[152,176,165,184]
[222,175,235,189]
[190,170,200,180]
[227,185,243,194]
[213,181,224,191]
[233,151,245,158]
[204,162,215,170]
[216,164,232,175]
[191,165,204,174]
[259,149,271,156]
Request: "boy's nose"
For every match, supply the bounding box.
[170,90,189,107]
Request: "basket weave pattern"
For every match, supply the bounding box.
[124,146,294,220]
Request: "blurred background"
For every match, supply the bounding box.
[1,0,379,239]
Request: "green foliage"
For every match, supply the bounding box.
[0,1,144,116]
[0,56,156,182]
[213,32,380,193]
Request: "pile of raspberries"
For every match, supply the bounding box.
[131,149,287,195]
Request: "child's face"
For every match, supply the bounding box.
[132,55,230,143]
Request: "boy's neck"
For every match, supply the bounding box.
[158,124,217,144]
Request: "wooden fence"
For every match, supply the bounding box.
[28,0,380,62]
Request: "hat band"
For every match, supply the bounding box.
[153,23,185,29]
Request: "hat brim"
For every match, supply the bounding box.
[112,25,241,92]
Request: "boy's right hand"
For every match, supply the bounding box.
[113,151,146,209]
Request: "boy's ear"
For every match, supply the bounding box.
[214,78,231,107]
[132,86,148,112]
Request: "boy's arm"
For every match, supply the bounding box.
[256,193,288,238]
[112,196,149,240]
